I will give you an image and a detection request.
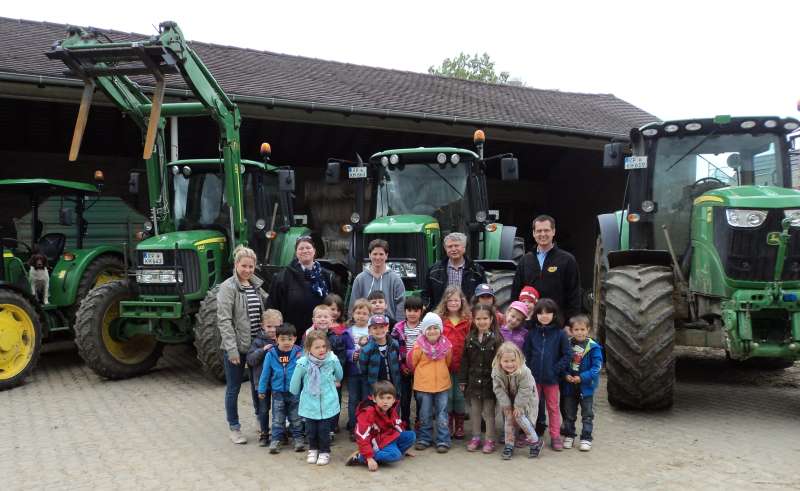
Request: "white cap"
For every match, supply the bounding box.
[420,312,443,332]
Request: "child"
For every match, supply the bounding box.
[391,295,425,428]
[518,286,540,320]
[346,380,416,471]
[492,342,542,460]
[246,309,281,446]
[290,330,344,466]
[473,283,505,326]
[322,294,351,435]
[560,315,603,452]
[359,314,402,392]
[458,304,503,453]
[367,290,396,329]
[408,312,452,452]
[346,299,372,437]
[258,324,305,454]
[500,301,529,351]
[522,298,570,450]
[434,285,471,439]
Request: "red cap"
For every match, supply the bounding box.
[519,286,540,302]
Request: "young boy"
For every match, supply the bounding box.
[390,296,424,427]
[560,315,603,452]
[367,291,396,330]
[258,324,305,453]
[246,309,281,446]
[359,314,402,397]
[518,286,540,320]
[473,283,505,325]
[346,381,416,471]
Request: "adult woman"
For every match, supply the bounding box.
[217,245,267,444]
[267,236,334,341]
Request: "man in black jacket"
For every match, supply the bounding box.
[424,232,487,309]
[511,215,581,319]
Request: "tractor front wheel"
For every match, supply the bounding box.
[0,290,42,390]
[194,285,225,382]
[73,280,162,379]
[69,254,125,324]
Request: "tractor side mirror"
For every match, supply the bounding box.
[277,168,295,192]
[325,161,341,185]
[727,153,742,169]
[59,208,75,226]
[128,171,140,194]
[500,157,519,181]
[603,143,625,168]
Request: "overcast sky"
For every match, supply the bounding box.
[5,1,799,122]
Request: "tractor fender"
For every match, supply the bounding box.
[597,212,621,268]
[49,246,124,306]
[474,259,518,272]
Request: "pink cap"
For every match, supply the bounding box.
[508,300,529,318]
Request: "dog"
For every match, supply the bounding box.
[28,253,50,305]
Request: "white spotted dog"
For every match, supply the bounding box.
[28,253,50,304]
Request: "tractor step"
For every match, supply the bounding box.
[120,300,182,319]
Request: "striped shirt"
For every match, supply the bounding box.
[403,322,422,352]
[243,285,262,338]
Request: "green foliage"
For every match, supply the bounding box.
[428,52,512,84]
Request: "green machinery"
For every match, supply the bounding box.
[325,131,523,308]
[596,115,800,409]
[48,22,307,380]
[0,177,127,390]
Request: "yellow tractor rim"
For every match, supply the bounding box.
[94,271,123,288]
[100,300,156,365]
[0,304,36,380]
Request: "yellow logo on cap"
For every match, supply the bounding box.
[547,266,558,273]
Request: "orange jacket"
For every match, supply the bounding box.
[443,316,470,373]
[409,344,452,393]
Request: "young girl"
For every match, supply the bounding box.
[408,312,452,452]
[458,304,503,453]
[346,299,372,437]
[492,342,542,460]
[434,285,471,439]
[522,298,570,450]
[322,293,349,436]
[290,330,343,466]
[500,301,529,351]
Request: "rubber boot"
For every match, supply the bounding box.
[453,413,466,440]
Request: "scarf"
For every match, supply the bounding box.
[306,352,327,396]
[303,261,329,298]
[416,333,452,361]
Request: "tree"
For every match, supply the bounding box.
[428,52,512,84]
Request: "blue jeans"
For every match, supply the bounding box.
[359,430,416,464]
[562,395,594,441]
[399,373,414,425]
[347,373,369,430]
[271,392,302,443]
[416,391,450,447]
[223,352,247,430]
[249,367,270,433]
[306,418,332,453]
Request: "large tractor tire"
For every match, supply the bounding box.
[0,290,42,390]
[74,280,163,379]
[194,285,225,382]
[485,270,515,313]
[69,254,125,323]
[603,264,675,410]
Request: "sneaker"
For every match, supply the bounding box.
[466,437,481,452]
[529,440,543,458]
[344,450,361,466]
[268,440,281,454]
[306,450,319,464]
[563,436,574,449]
[551,436,564,451]
[316,453,331,466]
[294,440,306,452]
[515,438,527,448]
[258,431,269,447]
[579,440,592,452]
[481,440,496,454]
[229,429,247,444]
[501,444,514,460]
[436,445,449,454]
[415,441,430,451]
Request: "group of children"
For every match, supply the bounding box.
[246,283,603,470]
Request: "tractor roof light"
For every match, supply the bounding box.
[764,120,778,128]
[436,153,447,165]
[380,156,389,167]
[341,224,354,234]
[642,128,658,137]
[450,153,460,165]
[740,121,757,129]
[726,209,767,228]
[389,154,400,165]
[171,166,180,175]
[664,124,679,133]
[260,142,272,159]
[350,212,361,224]
[93,170,105,182]
[265,230,277,240]
[473,129,486,145]
[181,165,192,177]
[685,123,702,131]
[627,213,641,223]
[785,121,799,131]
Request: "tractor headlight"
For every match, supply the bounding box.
[136,269,184,284]
[387,261,417,278]
[726,209,767,228]
[784,210,800,227]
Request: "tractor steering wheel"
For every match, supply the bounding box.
[691,177,727,190]
[0,237,32,255]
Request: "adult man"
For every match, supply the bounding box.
[348,239,406,321]
[424,232,486,309]
[511,215,581,319]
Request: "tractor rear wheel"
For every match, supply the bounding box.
[485,269,515,313]
[194,285,225,382]
[74,280,162,379]
[0,290,42,390]
[603,264,675,410]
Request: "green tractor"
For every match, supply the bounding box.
[0,177,131,390]
[48,22,307,381]
[595,115,800,409]
[325,131,523,308]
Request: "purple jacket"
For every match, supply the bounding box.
[500,325,527,351]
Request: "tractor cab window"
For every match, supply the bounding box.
[376,162,468,236]
[651,133,783,253]
[172,171,230,231]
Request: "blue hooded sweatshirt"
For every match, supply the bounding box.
[258,345,303,394]
[522,322,570,385]
[560,338,603,398]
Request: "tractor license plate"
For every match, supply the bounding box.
[348,166,368,179]
[143,252,164,265]
[624,156,648,170]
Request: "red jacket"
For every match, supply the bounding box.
[354,396,404,459]
[443,316,470,373]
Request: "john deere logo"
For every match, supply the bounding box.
[767,232,781,246]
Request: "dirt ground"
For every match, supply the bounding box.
[2,344,799,490]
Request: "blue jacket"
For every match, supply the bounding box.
[258,345,303,394]
[246,331,275,384]
[561,338,603,398]
[522,323,570,385]
[290,351,344,420]
[358,336,402,388]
